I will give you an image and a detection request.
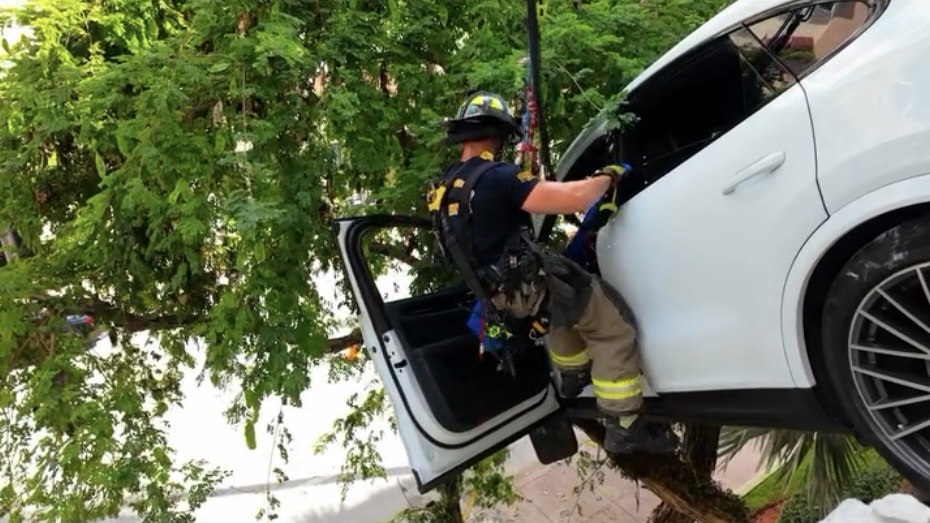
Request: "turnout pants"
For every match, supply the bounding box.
[547,278,643,415]
[490,254,644,417]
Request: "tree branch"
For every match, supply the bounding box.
[84,298,202,333]
[572,419,750,523]
[368,241,423,269]
[23,293,358,362]
[91,298,362,355]
[379,60,391,98]
[326,328,361,354]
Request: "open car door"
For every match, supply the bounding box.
[333,214,564,492]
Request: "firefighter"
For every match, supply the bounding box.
[429,91,678,455]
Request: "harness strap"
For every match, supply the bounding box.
[429,160,498,301]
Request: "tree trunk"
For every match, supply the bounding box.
[650,424,724,523]
[435,476,466,523]
[574,419,749,523]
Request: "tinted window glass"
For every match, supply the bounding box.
[621,27,794,186]
[568,0,881,206]
[747,1,874,78]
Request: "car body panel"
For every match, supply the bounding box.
[595,85,825,392]
[800,0,930,214]
[333,217,561,492]
[782,173,930,388]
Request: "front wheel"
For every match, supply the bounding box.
[822,215,930,491]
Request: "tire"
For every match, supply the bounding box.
[822,214,930,491]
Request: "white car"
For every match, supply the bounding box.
[334,0,930,493]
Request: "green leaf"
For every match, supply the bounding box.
[0,389,12,408]
[244,388,258,412]
[209,62,231,73]
[244,420,257,450]
[94,153,106,177]
[116,124,133,156]
[153,447,171,468]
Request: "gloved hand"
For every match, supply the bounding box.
[584,163,629,231]
[591,164,628,187]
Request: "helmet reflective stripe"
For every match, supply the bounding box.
[458,93,512,119]
[445,90,522,144]
[470,95,504,111]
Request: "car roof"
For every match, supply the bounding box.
[553,0,795,180]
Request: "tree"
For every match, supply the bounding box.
[572,419,749,523]
[0,0,742,522]
[651,424,724,523]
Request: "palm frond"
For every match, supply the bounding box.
[719,426,868,509]
[804,432,868,508]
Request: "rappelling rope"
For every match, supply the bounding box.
[515,58,539,177]
[525,0,553,181]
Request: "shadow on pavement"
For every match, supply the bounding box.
[209,466,413,498]
[33,467,421,523]
[297,482,420,523]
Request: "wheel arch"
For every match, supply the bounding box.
[783,174,930,398]
[802,203,930,419]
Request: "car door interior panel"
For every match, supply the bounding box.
[383,288,552,433]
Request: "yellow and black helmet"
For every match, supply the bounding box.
[443,91,522,144]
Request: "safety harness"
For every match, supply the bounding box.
[427,160,498,302]
[427,159,549,375]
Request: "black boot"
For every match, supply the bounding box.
[603,416,679,455]
[556,367,591,398]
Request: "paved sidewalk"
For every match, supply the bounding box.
[73,429,764,523]
[467,434,764,523]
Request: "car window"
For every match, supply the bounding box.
[563,0,883,208]
[746,1,875,79]
[620,27,795,186]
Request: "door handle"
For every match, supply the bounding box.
[721,152,786,195]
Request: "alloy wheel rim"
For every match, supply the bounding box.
[849,261,930,475]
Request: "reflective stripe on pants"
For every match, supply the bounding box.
[546,278,643,415]
[592,376,642,401]
[547,347,590,369]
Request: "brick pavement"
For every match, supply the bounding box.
[467,437,765,523]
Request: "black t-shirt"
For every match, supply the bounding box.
[441,157,540,266]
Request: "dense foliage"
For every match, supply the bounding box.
[776,455,903,523]
[0,0,733,521]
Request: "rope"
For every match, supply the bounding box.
[516,62,539,176]
[525,0,553,180]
